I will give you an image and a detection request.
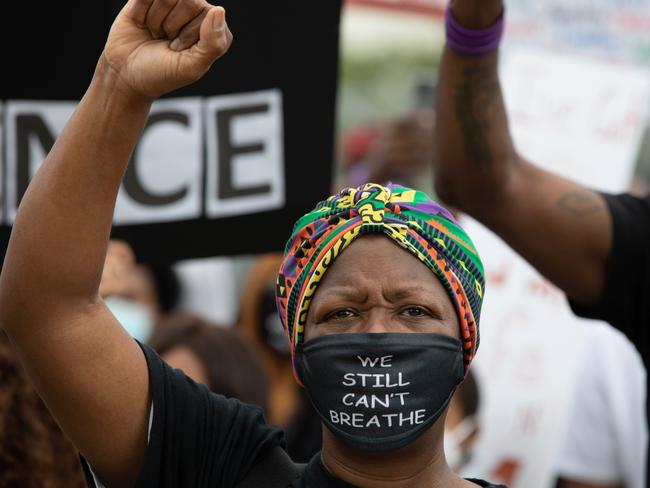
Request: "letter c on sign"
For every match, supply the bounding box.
[123,112,190,206]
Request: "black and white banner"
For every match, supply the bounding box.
[2,0,342,263]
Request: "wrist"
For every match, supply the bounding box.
[451,0,504,29]
[445,0,505,56]
[91,53,155,111]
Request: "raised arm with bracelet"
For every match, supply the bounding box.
[433,2,648,487]
[433,0,612,306]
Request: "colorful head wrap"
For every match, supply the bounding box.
[276,183,485,384]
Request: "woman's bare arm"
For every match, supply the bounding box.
[0,1,232,486]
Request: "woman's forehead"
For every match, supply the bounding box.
[314,235,446,296]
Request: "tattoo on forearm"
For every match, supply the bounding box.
[556,191,605,216]
[453,57,501,170]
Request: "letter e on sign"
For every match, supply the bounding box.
[205,89,285,218]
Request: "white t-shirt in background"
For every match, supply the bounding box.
[555,322,648,488]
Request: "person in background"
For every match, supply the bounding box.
[444,370,481,475]
[553,322,645,488]
[148,312,268,410]
[339,109,435,196]
[0,332,86,488]
[0,240,182,488]
[0,240,179,488]
[237,252,322,462]
[432,0,648,486]
[339,122,381,188]
[100,239,180,343]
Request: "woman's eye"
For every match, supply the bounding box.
[403,307,428,317]
[327,309,356,321]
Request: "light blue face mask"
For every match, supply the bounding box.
[104,296,154,343]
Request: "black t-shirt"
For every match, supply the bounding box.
[284,389,323,464]
[83,342,505,487]
[569,192,649,363]
[295,453,506,487]
[569,192,649,485]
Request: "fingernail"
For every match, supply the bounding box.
[170,37,181,51]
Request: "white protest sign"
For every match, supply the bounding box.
[500,46,650,191]
[458,46,650,488]
[504,0,650,64]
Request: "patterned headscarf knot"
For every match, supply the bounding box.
[276,183,485,385]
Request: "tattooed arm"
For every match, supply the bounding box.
[432,0,612,305]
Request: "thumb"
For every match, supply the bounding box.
[192,6,232,65]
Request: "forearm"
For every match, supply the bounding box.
[433,0,517,213]
[433,1,612,303]
[0,55,152,333]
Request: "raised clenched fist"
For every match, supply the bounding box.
[102,0,233,100]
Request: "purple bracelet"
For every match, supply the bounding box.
[445,4,505,56]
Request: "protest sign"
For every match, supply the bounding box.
[1,0,342,262]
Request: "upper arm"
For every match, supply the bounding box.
[465,158,613,306]
[6,302,150,488]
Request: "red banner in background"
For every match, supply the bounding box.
[345,0,445,16]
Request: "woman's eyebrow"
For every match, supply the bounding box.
[384,283,443,299]
[314,286,368,302]
[382,285,448,310]
[387,286,428,299]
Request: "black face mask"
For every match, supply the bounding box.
[295,332,464,452]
